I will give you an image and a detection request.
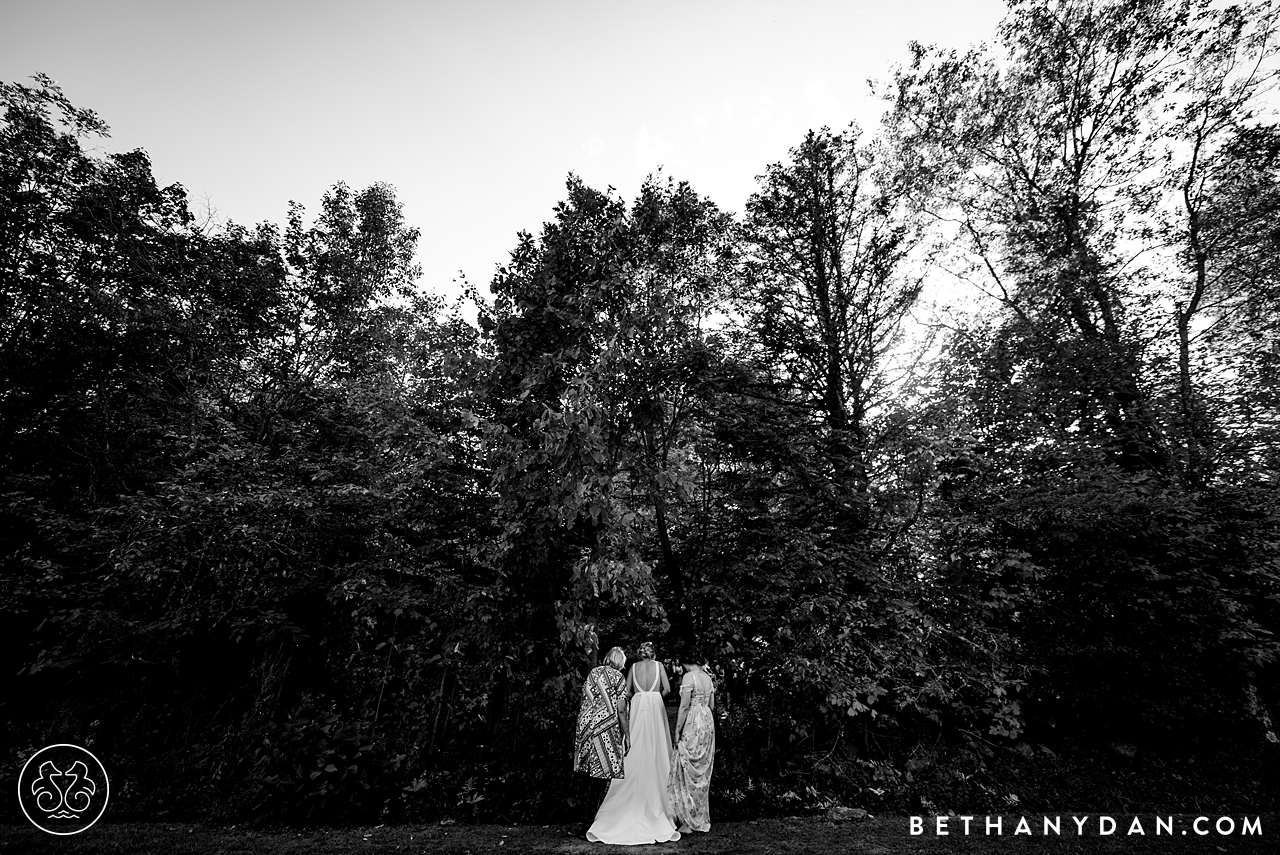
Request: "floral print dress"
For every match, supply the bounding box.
[668,670,715,831]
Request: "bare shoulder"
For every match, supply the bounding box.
[690,668,714,692]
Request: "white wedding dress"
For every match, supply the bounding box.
[586,665,682,844]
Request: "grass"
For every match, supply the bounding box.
[1,815,1276,854]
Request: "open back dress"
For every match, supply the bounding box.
[586,663,681,844]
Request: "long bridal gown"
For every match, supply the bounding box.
[586,665,682,844]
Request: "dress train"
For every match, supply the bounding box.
[586,667,681,844]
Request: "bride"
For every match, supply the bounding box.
[586,641,681,844]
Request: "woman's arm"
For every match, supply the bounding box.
[674,677,692,739]
[617,694,630,752]
[659,662,671,696]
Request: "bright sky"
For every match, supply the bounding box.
[0,0,1007,302]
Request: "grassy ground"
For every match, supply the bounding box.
[1,816,1275,854]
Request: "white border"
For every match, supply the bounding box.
[17,743,111,836]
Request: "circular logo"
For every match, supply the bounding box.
[17,743,110,835]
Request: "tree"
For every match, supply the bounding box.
[887,0,1184,475]
[0,74,507,822]
[884,0,1280,756]
[885,0,1280,487]
[1152,0,1280,485]
[0,74,283,498]
[740,125,930,530]
[482,174,736,654]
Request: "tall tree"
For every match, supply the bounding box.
[887,0,1184,475]
[483,174,734,653]
[884,0,1280,753]
[1151,0,1280,485]
[740,125,928,530]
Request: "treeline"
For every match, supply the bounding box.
[3,0,1279,823]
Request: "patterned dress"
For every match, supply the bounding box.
[668,671,715,832]
[573,665,628,779]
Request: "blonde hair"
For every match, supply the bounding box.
[637,641,655,660]
[604,646,627,670]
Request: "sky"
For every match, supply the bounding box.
[0,0,1008,303]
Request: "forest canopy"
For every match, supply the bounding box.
[2,0,1278,822]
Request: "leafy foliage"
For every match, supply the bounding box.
[4,7,1280,821]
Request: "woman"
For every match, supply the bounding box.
[586,641,681,844]
[573,646,630,781]
[667,654,715,833]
